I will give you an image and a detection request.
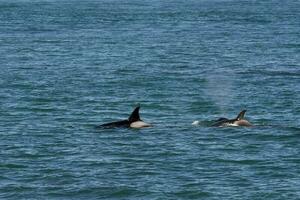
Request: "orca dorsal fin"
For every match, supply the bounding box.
[128,106,141,122]
[236,110,247,120]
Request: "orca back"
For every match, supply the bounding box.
[97,120,130,128]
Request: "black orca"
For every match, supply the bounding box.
[212,110,252,127]
[97,106,151,128]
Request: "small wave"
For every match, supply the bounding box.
[239,69,300,77]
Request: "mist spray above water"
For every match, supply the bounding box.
[204,72,234,113]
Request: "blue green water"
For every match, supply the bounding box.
[1,0,300,199]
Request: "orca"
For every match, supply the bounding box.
[98,106,151,128]
[212,110,252,127]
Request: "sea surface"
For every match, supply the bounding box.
[0,0,300,199]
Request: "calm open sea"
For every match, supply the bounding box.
[0,0,300,199]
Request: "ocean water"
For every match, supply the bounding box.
[0,0,300,199]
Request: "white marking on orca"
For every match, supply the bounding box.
[233,119,252,127]
[220,123,238,127]
[130,121,151,128]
